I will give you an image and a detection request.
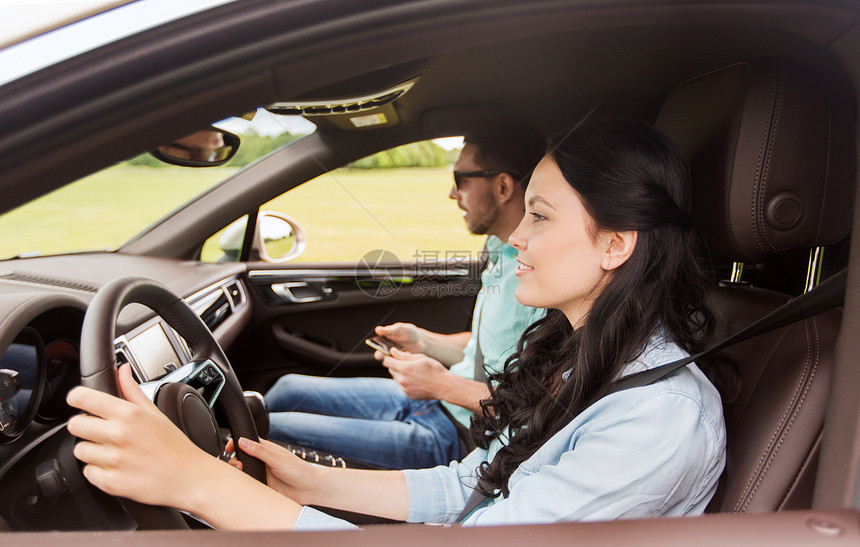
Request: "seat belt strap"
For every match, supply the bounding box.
[458,487,490,522]
[473,303,487,383]
[455,268,847,523]
[610,268,846,393]
[473,238,491,383]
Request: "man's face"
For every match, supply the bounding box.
[449,144,501,235]
[159,130,226,162]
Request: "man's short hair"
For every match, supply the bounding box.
[463,116,546,187]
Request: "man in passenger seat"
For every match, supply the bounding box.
[263,117,547,469]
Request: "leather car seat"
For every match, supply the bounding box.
[655,57,856,512]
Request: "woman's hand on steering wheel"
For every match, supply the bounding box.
[67,364,223,510]
[225,436,320,505]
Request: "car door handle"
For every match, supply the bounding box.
[271,282,334,303]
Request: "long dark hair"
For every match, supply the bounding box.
[471,120,714,497]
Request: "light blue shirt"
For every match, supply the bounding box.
[443,235,545,427]
[294,333,726,530]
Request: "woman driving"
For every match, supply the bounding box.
[66,120,726,530]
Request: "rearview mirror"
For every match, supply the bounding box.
[150,127,240,167]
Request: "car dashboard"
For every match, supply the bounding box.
[0,253,250,531]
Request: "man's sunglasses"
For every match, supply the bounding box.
[452,169,522,189]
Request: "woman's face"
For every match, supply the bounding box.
[509,155,616,327]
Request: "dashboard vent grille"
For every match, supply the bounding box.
[0,272,98,293]
[224,281,244,307]
[199,290,231,331]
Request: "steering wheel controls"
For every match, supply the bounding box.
[195,364,219,386]
[139,360,225,408]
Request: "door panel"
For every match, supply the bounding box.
[227,260,482,392]
[18,510,860,545]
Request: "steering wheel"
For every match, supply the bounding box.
[78,276,266,529]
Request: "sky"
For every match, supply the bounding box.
[0,1,125,47]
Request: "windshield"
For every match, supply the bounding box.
[0,0,238,86]
[0,110,315,260]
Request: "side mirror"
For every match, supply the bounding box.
[150,127,240,167]
[216,212,306,263]
[257,211,306,262]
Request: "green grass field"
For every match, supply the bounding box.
[0,164,486,264]
[263,167,485,263]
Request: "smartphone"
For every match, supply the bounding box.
[365,335,403,356]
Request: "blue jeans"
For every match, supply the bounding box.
[264,374,463,469]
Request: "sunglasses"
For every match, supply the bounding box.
[452,169,521,189]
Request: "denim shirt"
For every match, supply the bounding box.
[295,333,726,531]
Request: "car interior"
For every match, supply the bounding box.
[656,56,853,512]
[1,0,860,543]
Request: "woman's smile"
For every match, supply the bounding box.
[515,259,534,275]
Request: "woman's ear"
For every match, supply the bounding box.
[601,231,637,271]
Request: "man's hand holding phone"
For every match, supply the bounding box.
[368,322,472,402]
[377,349,451,400]
[365,335,404,356]
[371,323,425,354]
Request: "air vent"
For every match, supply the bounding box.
[199,291,231,331]
[224,281,244,308]
[0,272,98,293]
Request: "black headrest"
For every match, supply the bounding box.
[656,58,855,264]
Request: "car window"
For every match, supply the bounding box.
[0,110,313,261]
[200,138,487,265]
[0,162,229,260]
[0,0,239,86]
[200,214,250,263]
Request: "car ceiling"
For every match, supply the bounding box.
[336,24,852,135]
[0,0,858,217]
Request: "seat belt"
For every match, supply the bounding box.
[473,238,491,383]
[455,268,848,522]
[611,268,846,392]
[443,242,490,455]
[473,304,487,383]
[445,296,484,455]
